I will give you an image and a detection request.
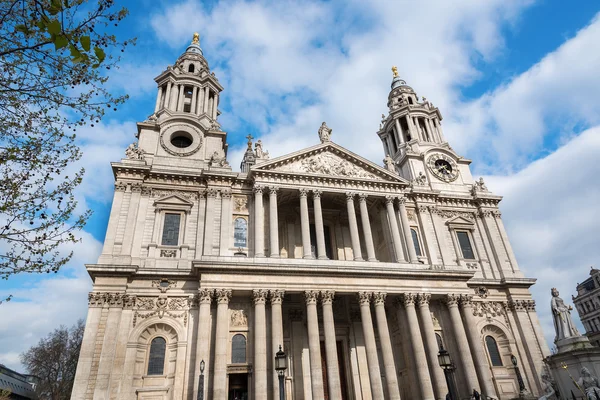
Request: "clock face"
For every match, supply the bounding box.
[427,153,459,182]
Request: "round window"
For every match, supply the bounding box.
[170,133,193,148]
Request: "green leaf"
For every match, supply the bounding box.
[80,36,90,52]
[54,35,68,50]
[46,19,61,35]
[93,46,105,63]
[48,0,63,15]
[15,24,30,34]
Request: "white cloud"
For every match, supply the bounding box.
[0,231,101,370]
[485,126,600,347]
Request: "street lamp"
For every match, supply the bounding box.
[275,345,288,400]
[197,359,205,400]
[511,354,527,395]
[438,345,460,400]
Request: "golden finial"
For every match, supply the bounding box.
[192,32,200,45]
[392,66,399,78]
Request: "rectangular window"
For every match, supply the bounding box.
[411,228,422,257]
[457,231,475,260]
[161,213,181,246]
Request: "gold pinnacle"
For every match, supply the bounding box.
[192,32,200,45]
[392,65,399,78]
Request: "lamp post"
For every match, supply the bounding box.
[438,345,460,400]
[511,355,526,395]
[275,345,288,400]
[197,359,205,400]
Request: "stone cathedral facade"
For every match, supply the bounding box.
[72,35,550,400]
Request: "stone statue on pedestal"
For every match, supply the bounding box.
[577,367,600,400]
[551,287,580,343]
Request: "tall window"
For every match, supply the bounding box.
[231,334,247,363]
[147,337,166,375]
[234,218,247,247]
[435,333,444,350]
[188,64,195,73]
[485,336,502,366]
[456,231,475,260]
[161,213,181,246]
[411,228,422,257]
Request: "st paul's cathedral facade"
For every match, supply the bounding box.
[72,34,550,400]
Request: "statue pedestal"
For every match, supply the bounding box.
[545,335,600,399]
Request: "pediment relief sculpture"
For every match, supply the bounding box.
[270,152,380,180]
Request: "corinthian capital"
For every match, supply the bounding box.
[443,293,460,307]
[299,188,309,198]
[253,289,268,305]
[320,290,335,305]
[459,294,474,308]
[199,288,214,304]
[253,185,264,195]
[417,293,431,307]
[357,291,372,306]
[373,292,387,306]
[304,290,318,305]
[345,192,356,201]
[312,189,322,199]
[215,289,232,304]
[269,289,285,305]
[399,293,417,307]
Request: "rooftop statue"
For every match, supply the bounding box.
[551,287,580,342]
[318,122,332,143]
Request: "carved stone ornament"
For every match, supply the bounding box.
[152,278,177,293]
[216,289,232,304]
[159,123,203,157]
[444,293,460,307]
[198,288,214,304]
[471,177,489,195]
[399,293,417,307]
[276,152,378,180]
[151,189,199,201]
[252,289,267,305]
[373,292,387,306]
[132,295,190,327]
[475,286,489,298]
[160,249,177,258]
[209,150,230,167]
[417,293,431,306]
[125,142,145,160]
[412,171,428,186]
[230,307,248,327]
[233,196,248,212]
[270,289,285,304]
[472,301,505,318]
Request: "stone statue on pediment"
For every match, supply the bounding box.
[255,140,269,159]
[125,142,145,160]
[551,287,580,342]
[209,150,230,167]
[383,154,396,172]
[318,122,332,143]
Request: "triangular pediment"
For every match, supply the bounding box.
[154,194,194,211]
[252,142,409,184]
[446,215,475,227]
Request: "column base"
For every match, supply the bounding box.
[318,256,329,260]
[255,254,265,258]
[269,254,281,258]
[303,255,315,259]
[354,257,364,261]
[367,258,378,262]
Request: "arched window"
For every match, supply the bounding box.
[408,97,414,105]
[411,228,422,257]
[234,218,248,247]
[485,336,503,366]
[188,64,195,73]
[231,334,247,363]
[147,337,166,375]
[435,333,444,350]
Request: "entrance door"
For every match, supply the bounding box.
[228,373,248,400]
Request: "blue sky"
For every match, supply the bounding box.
[1,0,600,370]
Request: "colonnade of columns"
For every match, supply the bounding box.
[196,288,498,400]
[384,114,445,156]
[253,185,418,263]
[154,81,219,119]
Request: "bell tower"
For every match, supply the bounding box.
[378,67,475,193]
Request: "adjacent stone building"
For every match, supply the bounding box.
[573,267,600,347]
[71,34,551,400]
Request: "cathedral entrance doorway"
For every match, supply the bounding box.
[227,373,248,400]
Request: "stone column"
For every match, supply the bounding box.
[270,290,285,398]
[213,93,219,119]
[358,194,377,261]
[400,293,435,400]
[358,291,385,399]
[373,292,401,400]
[154,86,163,112]
[417,205,440,265]
[416,294,447,400]
[169,84,179,111]
[444,294,480,396]
[203,87,210,114]
[313,190,328,259]
[254,186,265,257]
[193,289,213,400]
[203,188,218,256]
[213,289,232,400]
[397,197,418,263]
[407,115,418,140]
[346,192,363,260]
[190,86,198,115]
[196,87,204,115]
[459,295,497,399]
[321,290,342,399]
[254,289,268,399]
[177,84,185,111]
[386,196,406,262]
[395,118,405,145]
[300,189,313,259]
[219,190,232,256]
[164,82,172,110]
[305,291,325,399]
[269,186,280,257]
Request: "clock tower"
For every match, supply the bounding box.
[378,67,475,194]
